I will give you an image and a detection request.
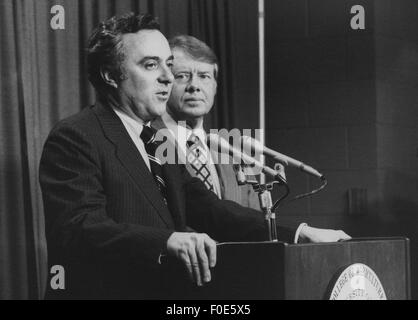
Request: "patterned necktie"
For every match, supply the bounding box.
[186,133,214,192]
[140,125,168,203]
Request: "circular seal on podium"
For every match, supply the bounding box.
[329,263,387,300]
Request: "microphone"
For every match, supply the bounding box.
[240,136,324,179]
[207,134,280,179]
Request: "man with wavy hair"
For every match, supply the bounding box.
[39,13,306,299]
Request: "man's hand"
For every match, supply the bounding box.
[167,232,217,286]
[299,225,351,243]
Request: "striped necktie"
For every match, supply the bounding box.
[140,125,167,203]
[186,133,214,192]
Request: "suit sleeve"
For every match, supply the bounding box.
[181,166,298,243]
[39,123,173,267]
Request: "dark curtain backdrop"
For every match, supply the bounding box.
[0,0,259,299]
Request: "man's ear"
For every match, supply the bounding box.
[100,68,118,88]
[213,64,218,92]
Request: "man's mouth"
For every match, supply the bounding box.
[185,97,203,102]
[156,91,169,98]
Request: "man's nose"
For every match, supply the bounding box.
[186,75,201,93]
[158,65,174,85]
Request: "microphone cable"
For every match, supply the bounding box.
[273,176,328,212]
[271,179,290,212]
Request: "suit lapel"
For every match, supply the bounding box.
[93,102,174,228]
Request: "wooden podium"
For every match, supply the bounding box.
[162,237,410,300]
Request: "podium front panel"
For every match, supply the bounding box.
[162,237,410,299]
[284,237,410,299]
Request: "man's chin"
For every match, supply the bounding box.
[184,101,206,109]
[152,103,168,116]
[182,105,208,117]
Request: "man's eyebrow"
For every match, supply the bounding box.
[198,71,214,76]
[138,55,174,64]
[138,56,161,63]
[173,68,191,74]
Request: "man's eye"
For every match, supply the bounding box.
[175,74,189,81]
[144,62,158,70]
[200,74,211,80]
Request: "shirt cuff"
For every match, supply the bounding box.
[294,223,308,244]
[157,253,167,265]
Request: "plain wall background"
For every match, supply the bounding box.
[265,0,418,297]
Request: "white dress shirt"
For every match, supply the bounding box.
[112,108,151,171]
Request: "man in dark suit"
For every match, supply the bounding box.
[157,34,351,244]
[39,13,299,299]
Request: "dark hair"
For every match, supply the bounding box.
[87,13,160,95]
[168,35,218,79]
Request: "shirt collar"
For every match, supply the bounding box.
[161,112,208,150]
[188,122,206,145]
[161,111,187,140]
[113,107,146,137]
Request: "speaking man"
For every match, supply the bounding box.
[39,13,308,299]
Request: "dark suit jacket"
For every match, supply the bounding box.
[39,101,297,299]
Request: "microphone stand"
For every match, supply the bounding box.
[254,183,277,241]
[234,163,288,242]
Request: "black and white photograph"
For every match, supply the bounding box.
[0,0,417,302]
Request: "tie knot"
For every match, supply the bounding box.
[140,125,157,145]
[187,133,201,148]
